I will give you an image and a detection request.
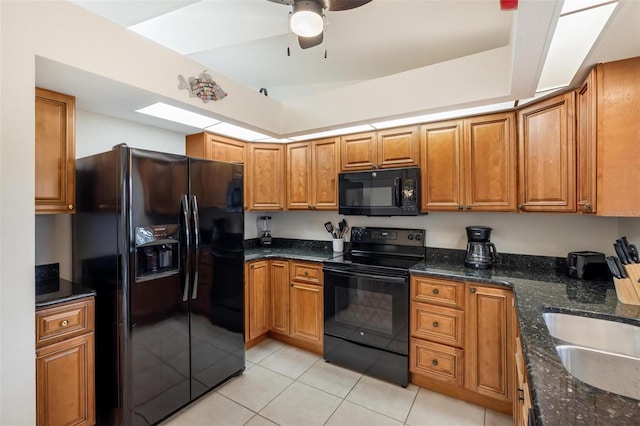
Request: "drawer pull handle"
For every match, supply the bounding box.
[431,359,438,366]
[432,288,439,295]
[432,321,439,328]
[304,271,309,276]
[60,320,69,327]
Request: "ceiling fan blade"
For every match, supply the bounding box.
[298,32,323,49]
[267,0,295,6]
[327,0,372,11]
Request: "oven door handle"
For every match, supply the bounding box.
[323,267,408,284]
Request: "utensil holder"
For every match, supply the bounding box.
[613,276,640,305]
[332,238,344,253]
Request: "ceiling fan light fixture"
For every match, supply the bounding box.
[290,0,324,37]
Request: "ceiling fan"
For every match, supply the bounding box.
[268,0,372,50]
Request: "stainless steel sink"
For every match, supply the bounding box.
[542,312,640,357]
[555,345,640,400]
[542,312,640,400]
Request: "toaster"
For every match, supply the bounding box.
[567,251,610,280]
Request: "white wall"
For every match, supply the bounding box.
[264,210,621,257]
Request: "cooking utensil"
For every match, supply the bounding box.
[622,236,639,263]
[338,219,348,238]
[617,239,633,264]
[324,221,335,236]
[614,242,630,265]
[607,256,622,279]
[613,256,627,279]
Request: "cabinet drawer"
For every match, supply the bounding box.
[411,276,464,308]
[36,297,95,348]
[290,261,322,285]
[411,302,464,347]
[410,338,464,386]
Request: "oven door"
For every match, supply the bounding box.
[323,266,409,355]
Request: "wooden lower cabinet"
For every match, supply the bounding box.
[246,259,323,354]
[410,275,513,415]
[36,297,95,426]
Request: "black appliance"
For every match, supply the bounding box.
[465,226,498,269]
[323,226,425,387]
[338,167,421,216]
[567,251,609,280]
[72,146,245,426]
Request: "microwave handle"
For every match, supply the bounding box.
[394,177,401,206]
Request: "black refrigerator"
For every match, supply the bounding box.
[72,146,245,426]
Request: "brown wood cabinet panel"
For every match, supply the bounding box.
[463,113,517,212]
[410,338,464,386]
[518,93,576,212]
[465,284,513,402]
[186,132,246,163]
[596,57,640,217]
[411,275,465,309]
[246,260,269,341]
[576,70,597,214]
[35,87,76,214]
[340,132,378,171]
[420,121,463,210]
[36,333,95,426]
[286,142,312,209]
[290,281,323,345]
[36,298,95,349]
[290,261,322,285]
[311,137,340,210]
[269,260,290,335]
[377,126,420,168]
[247,143,285,211]
[411,302,464,347]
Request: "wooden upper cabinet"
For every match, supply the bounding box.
[517,92,576,212]
[463,113,517,212]
[246,143,285,211]
[341,131,378,171]
[420,120,463,211]
[186,132,246,163]
[35,88,76,214]
[576,69,598,214]
[596,57,640,217]
[340,126,419,171]
[421,113,516,212]
[287,137,339,210]
[377,126,420,168]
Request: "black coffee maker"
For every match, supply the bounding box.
[465,226,498,269]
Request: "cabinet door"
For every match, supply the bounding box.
[311,137,340,210]
[35,88,76,214]
[465,284,513,403]
[36,333,95,426]
[209,134,246,163]
[246,261,269,341]
[270,260,290,335]
[463,113,517,212]
[290,282,323,345]
[377,126,420,168]
[596,57,640,217]
[247,143,285,211]
[576,70,597,214]
[340,132,378,171]
[286,142,312,210]
[420,121,463,211]
[518,93,576,212]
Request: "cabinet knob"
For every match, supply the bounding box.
[458,205,464,210]
[431,359,438,366]
[518,388,525,402]
[304,271,309,276]
[250,265,255,269]
[60,320,69,327]
[290,283,293,288]
[584,203,592,212]
[518,204,524,210]
[470,287,477,294]
[432,321,439,328]
[466,205,472,210]
[432,288,439,295]
[67,204,74,210]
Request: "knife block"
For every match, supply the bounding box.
[613,263,640,305]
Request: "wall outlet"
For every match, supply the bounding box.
[306,220,314,231]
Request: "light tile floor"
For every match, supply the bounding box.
[162,338,513,426]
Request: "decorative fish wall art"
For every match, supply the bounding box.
[178,72,228,102]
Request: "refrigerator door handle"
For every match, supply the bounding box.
[191,194,201,300]
[181,194,191,302]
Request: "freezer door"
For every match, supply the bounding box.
[128,149,190,426]
[188,158,245,399]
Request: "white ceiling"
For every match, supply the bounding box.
[38,0,640,138]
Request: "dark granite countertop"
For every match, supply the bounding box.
[245,246,338,263]
[36,278,96,308]
[409,260,640,426]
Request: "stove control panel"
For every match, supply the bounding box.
[350,227,425,246]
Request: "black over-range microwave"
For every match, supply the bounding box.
[338,167,422,216]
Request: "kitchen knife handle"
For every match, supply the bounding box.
[613,256,627,279]
[617,239,633,265]
[614,242,630,265]
[606,257,621,279]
